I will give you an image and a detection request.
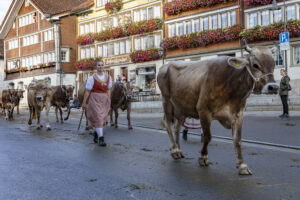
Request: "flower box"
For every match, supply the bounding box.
[162,25,243,50]
[105,0,123,14]
[240,20,300,42]
[164,0,236,16]
[130,48,162,63]
[76,57,102,70]
[245,0,272,6]
[76,18,163,46]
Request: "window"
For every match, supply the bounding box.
[44,30,53,41]
[25,0,29,7]
[249,12,257,28]
[154,5,161,18]
[203,17,208,30]
[193,19,200,33]
[141,9,147,21]
[221,13,227,28]
[113,17,118,27]
[126,40,131,53]
[134,10,140,22]
[108,43,114,57]
[97,0,102,7]
[120,41,125,54]
[261,10,269,26]
[98,46,103,57]
[230,11,236,26]
[135,38,141,50]
[91,47,95,58]
[185,21,191,34]
[148,36,154,48]
[8,39,18,50]
[141,37,147,50]
[294,46,300,65]
[177,22,183,36]
[286,5,295,20]
[274,51,283,66]
[23,34,38,46]
[114,43,120,55]
[90,23,95,33]
[86,48,91,58]
[273,9,282,23]
[81,48,86,59]
[19,13,35,27]
[168,24,175,37]
[155,34,161,48]
[211,15,218,29]
[148,7,154,19]
[80,25,85,35]
[97,21,102,32]
[103,45,108,57]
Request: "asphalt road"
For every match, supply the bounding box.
[0,110,299,200]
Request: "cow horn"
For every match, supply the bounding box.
[242,39,252,53]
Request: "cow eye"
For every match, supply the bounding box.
[253,64,260,70]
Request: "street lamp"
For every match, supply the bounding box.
[271,0,288,72]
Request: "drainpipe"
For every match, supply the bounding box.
[54,22,62,85]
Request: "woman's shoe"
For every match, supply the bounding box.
[98,137,107,147]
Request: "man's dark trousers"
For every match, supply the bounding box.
[280,95,289,114]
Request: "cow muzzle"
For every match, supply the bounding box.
[262,83,279,94]
[36,96,44,101]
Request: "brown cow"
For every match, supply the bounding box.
[51,85,74,123]
[78,81,90,131]
[27,78,53,130]
[0,89,18,120]
[110,82,132,129]
[157,41,279,175]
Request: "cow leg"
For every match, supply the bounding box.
[36,110,42,130]
[28,106,33,125]
[110,109,115,127]
[174,118,184,158]
[45,103,51,131]
[127,104,132,130]
[55,107,59,122]
[64,103,71,121]
[5,109,9,120]
[162,99,182,160]
[17,104,20,115]
[58,107,63,123]
[198,115,212,167]
[114,108,118,128]
[232,113,252,175]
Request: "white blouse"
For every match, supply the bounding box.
[86,74,112,91]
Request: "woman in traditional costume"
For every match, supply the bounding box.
[82,61,112,146]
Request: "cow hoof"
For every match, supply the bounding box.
[198,155,209,167]
[37,126,42,130]
[64,117,68,121]
[28,121,32,125]
[61,121,64,124]
[128,126,133,130]
[110,123,114,127]
[85,126,89,130]
[115,125,118,128]
[238,164,252,175]
[171,148,184,160]
[88,129,93,135]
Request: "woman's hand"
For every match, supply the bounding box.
[82,102,87,110]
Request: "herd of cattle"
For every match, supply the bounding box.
[0,77,132,132]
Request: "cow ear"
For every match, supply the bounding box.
[227,57,249,70]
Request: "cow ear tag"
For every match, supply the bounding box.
[235,62,241,68]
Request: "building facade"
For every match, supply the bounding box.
[244,0,300,94]
[0,39,4,91]
[0,0,88,103]
[163,0,242,62]
[76,0,163,93]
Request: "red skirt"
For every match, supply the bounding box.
[87,92,110,127]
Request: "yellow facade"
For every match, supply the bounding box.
[76,0,163,93]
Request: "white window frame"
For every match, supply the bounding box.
[61,48,70,62]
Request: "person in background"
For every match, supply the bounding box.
[116,75,121,82]
[279,69,291,118]
[122,75,127,83]
[65,95,80,112]
[82,60,112,146]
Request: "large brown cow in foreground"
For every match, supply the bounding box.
[0,89,18,120]
[27,78,53,130]
[51,85,74,123]
[110,82,132,129]
[157,42,279,175]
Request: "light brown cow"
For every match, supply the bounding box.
[0,89,18,120]
[27,78,53,130]
[110,82,132,129]
[51,85,74,123]
[157,41,279,175]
